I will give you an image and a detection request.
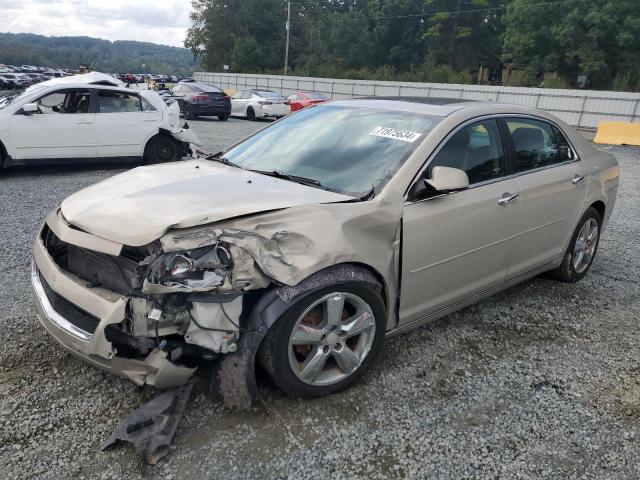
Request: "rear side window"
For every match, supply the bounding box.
[255,90,282,99]
[428,119,506,185]
[505,118,562,172]
[98,91,141,113]
[552,125,576,161]
[199,84,222,93]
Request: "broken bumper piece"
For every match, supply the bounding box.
[102,382,194,464]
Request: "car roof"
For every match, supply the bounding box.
[187,82,221,90]
[19,82,148,99]
[329,97,508,117]
[39,72,125,88]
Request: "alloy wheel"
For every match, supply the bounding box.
[287,292,376,386]
[573,218,599,274]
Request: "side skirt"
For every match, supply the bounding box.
[3,156,142,168]
[385,259,562,338]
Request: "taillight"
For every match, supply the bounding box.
[193,94,208,101]
[258,101,273,105]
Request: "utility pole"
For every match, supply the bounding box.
[284,0,291,75]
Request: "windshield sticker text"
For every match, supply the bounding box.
[369,126,422,143]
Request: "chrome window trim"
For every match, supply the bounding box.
[404,113,581,205]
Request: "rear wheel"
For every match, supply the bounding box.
[258,282,386,398]
[246,107,256,121]
[144,135,180,164]
[550,207,602,282]
[182,102,195,120]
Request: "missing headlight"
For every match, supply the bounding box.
[146,243,233,289]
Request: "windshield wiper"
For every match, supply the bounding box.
[249,169,323,188]
[207,151,242,168]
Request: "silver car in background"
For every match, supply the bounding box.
[30,98,618,404]
[231,89,291,120]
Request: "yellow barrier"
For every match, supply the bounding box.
[594,121,640,146]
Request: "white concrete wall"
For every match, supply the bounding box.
[195,72,640,130]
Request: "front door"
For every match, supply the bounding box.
[399,119,523,323]
[10,88,97,160]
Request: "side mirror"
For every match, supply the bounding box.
[426,166,469,192]
[408,166,469,201]
[21,103,39,115]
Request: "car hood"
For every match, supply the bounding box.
[60,160,353,246]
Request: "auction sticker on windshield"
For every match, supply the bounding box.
[369,126,422,143]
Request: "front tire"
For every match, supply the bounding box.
[258,282,386,398]
[218,114,230,121]
[550,207,602,283]
[144,135,181,164]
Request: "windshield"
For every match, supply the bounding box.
[255,90,283,99]
[196,84,222,93]
[0,89,27,110]
[222,104,440,196]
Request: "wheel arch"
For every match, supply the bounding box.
[245,262,388,333]
[589,200,605,221]
[0,138,7,168]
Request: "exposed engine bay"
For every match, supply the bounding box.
[42,225,248,362]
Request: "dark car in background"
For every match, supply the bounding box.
[171,82,231,120]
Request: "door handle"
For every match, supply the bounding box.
[75,121,93,125]
[498,192,520,206]
[572,175,585,185]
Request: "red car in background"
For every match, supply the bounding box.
[287,91,329,112]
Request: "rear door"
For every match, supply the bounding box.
[94,89,161,158]
[10,87,97,160]
[501,117,589,278]
[231,90,251,116]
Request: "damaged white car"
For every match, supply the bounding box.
[31,98,618,406]
[0,73,200,168]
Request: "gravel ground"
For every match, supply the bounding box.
[0,117,639,479]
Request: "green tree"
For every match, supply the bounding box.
[502,0,640,90]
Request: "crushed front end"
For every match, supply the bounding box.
[31,209,259,390]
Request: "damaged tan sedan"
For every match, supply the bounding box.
[31,98,619,404]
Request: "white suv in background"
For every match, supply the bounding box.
[0,74,200,168]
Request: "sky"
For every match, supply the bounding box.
[1,0,192,47]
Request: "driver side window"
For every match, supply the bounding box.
[36,89,91,114]
[427,119,506,185]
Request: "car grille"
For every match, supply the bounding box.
[39,271,100,334]
[67,245,137,293]
[43,226,139,294]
